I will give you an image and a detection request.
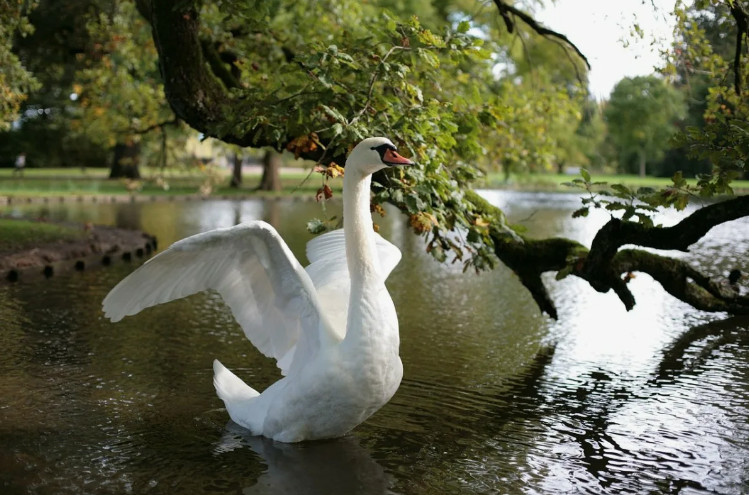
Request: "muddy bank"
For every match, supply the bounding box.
[1,224,157,283]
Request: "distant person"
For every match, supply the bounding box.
[13,152,26,177]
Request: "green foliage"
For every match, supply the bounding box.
[0,1,40,129]
[565,168,694,227]
[187,0,594,271]
[191,2,515,270]
[665,0,749,196]
[0,218,86,252]
[603,76,686,176]
[71,1,173,148]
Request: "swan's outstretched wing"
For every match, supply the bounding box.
[103,221,332,375]
[304,228,401,338]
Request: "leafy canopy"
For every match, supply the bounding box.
[0,1,40,129]
[190,0,589,270]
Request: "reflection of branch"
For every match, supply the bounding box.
[491,0,591,70]
[654,315,749,382]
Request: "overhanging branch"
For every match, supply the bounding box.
[614,249,749,313]
[468,193,749,318]
[143,0,329,161]
[491,0,591,70]
[581,195,749,293]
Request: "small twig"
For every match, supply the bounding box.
[351,45,408,125]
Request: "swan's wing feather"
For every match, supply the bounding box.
[305,228,401,279]
[102,221,325,374]
[304,228,401,338]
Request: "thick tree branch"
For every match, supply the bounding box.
[143,0,329,161]
[467,192,749,318]
[147,2,236,137]
[200,39,241,90]
[491,232,585,319]
[491,0,591,70]
[613,249,749,313]
[581,195,749,293]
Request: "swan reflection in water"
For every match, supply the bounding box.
[215,422,396,495]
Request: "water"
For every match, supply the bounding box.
[1,192,748,494]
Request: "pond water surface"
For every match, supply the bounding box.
[1,192,748,494]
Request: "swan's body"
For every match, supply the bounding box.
[102,137,413,442]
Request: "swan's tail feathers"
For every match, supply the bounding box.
[212,359,259,403]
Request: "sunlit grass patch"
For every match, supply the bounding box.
[0,218,88,253]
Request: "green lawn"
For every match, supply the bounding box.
[483,172,749,192]
[0,218,87,253]
[2,167,748,198]
[0,166,328,197]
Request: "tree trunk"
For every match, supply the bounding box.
[230,152,242,188]
[109,141,141,179]
[258,150,281,191]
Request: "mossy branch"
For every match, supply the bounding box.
[464,192,749,318]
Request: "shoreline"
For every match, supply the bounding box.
[1,221,157,284]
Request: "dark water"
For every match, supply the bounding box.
[2,192,748,494]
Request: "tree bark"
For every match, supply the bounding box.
[258,150,282,192]
[471,193,749,318]
[230,152,242,188]
[109,141,141,179]
[141,0,338,164]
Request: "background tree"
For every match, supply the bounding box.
[72,0,177,178]
[667,0,749,194]
[0,0,39,131]
[0,1,108,169]
[0,0,190,178]
[603,76,686,177]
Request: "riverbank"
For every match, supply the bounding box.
[0,218,157,283]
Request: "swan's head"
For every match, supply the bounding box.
[345,137,414,176]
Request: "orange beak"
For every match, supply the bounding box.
[383,148,414,166]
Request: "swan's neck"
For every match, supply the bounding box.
[341,167,400,365]
[343,170,378,283]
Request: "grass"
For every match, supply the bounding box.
[0,166,331,197]
[2,166,748,198]
[483,172,749,192]
[0,218,88,253]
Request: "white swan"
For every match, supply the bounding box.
[102,137,414,442]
